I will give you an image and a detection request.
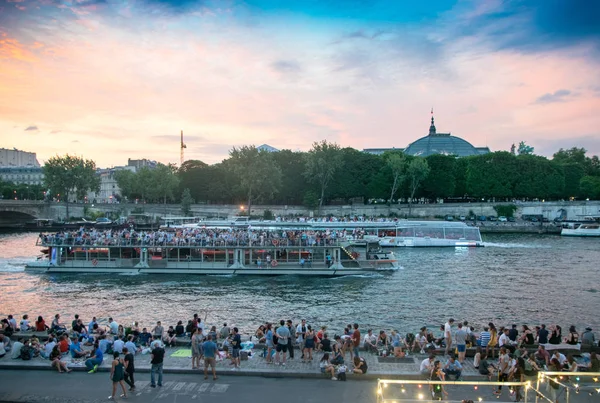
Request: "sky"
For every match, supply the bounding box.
[1,0,599,167]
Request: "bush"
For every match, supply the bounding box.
[263,209,274,220]
[493,204,517,217]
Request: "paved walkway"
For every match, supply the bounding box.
[0,345,485,380]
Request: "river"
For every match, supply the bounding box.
[0,232,598,336]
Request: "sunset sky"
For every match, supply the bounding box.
[1,0,599,168]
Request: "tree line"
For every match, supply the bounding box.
[29,144,600,216]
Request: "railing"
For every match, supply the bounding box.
[37,236,346,248]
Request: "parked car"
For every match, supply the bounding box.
[445,215,454,221]
[498,216,508,222]
[459,215,466,221]
[477,215,487,221]
[508,217,516,222]
[488,216,497,221]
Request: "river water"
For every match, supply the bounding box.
[0,232,598,337]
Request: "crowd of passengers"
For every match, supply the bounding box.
[39,227,366,247]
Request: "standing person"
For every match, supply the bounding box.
[296,319,307,359]
[494,347,511,396]
[265,323,274,364]
[230,327,241,370]
[479,326,491,358]
[203,335,218,380]
[488,323,498,359]
[219,323,230,340]
[454,323,467,363]
[109,352,127,400]
[303,325,316,362]
[275,320,290,366]
[150,343,164,388]
[444,319,454,356]
[351,323,361,359]
[123,347,135,391]
[191,328,202,370]
[286,320,295,360]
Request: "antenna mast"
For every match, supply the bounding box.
[180,129,186,166]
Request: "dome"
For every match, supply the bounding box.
[404,116,486,157]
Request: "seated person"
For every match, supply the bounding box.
[85,341,103,373]
[578,352,599,372]
[319,353,337,380]
[58,334,70,353]
[10,339,25,359]
[138,328,152,347]
[69,337,88,359]
[51,314,66,332]
[376,330,389,352]
[420,354,435,377]
[49,345,71,373]
[41,336,57,359]
[35,316,50,332]
[352,356,368,374]
[113,336,125,353]
[363,329,378,353]
[442,355,463,380]
[254,325,266,343]
[175,321,186,337]
[125,335,139,355]
[164,326,177,347]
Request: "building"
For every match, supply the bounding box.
[0,148,44,185]
[363,115,490,157]
[0,148,41,167]
[127,158,157,170]
[404,116,490,157]
[0,166,44,185]
[87,166,136,203]
[257,144,279,152]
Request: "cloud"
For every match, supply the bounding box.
[24,125,38,131]
[74,0,107,7]
[534,89,573,104]
[151,134,206,143]
[50,130,61,134]
[270,60,301,74]
[535,135,600,157]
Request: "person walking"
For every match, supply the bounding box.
[109,352,127,400]
[203,335,218,380]
[150,344,165,388]
[122,347,135,391]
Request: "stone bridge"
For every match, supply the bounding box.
[0,199,599,224]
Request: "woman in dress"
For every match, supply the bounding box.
[303,325,315,362]
[49,345,71,373]
[265,323,274,364]
[191,328,201,370]
[487,322,498,359]
[109,352,128,400]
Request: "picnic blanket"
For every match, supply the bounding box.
[170,349,192,358]
[542,343,581,351]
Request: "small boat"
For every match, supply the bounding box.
[561,218,600,237]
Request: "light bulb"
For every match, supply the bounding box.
[418,393,424,400]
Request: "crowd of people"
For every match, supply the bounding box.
[1,312,598,398]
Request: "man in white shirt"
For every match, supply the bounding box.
[444,319,454,355]
[8,315,17,330]
[420,354,436,376]
[108,317,119,335]
[552,351,567,366]
[19,315,30,332]
[498,328,516,353]
[11,340,24,359]
[363,329,378,353]
[41,336,57,359]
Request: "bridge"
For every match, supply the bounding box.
[0,199,599,224]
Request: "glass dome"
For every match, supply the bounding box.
[404,116,485,157]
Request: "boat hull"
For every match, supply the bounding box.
[561,229,600,237]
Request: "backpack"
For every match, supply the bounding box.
[337,372,347,381]
[20,345,33,360]
[4,325,14,337]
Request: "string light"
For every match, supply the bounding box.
[478,398,483,402]
[474,386,478,390]
[418,393,424,400]
[401,388,406,393]
[594,378,599,382]
[417,384,422,388]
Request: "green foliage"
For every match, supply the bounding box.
[383,151,406,203]
[263,209,274,220]
[423,154,456,199]
[514,155,564,199]
[181,188,194,216]
[407,157,430,200]
[43,154,100,218]
[493,204,517,217]
[271,150,309,205]
[0,181,45,200]
[115,164,179,203]
[304,140,343,211]
[466,152,518,198]
[302,190,319,209]
[562,164,585,198]
[228,145,282,212]
[517,141,535,155]
[579,176,600,199]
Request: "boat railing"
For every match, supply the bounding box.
[36,236,345,248]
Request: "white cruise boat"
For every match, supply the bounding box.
[561,222,600,237]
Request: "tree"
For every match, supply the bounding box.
[517,141,534,155]
[178,160,210,202]
[271,150,309,205]
[466,152,518,199]
[228,146,282,215]
[114,170,137,201]
[384,152,406,204]
[43,155,100,219]
[406,157,430,216]
[181,188,194,216]
[150,163,180,205]
[304,140,343,212]
[561,163,585,198]
[423,154,456,199]
[579,176,600,200]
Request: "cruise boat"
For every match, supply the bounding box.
[197,219,483,247]
[561,217,600,237]
[25,234,400,276]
